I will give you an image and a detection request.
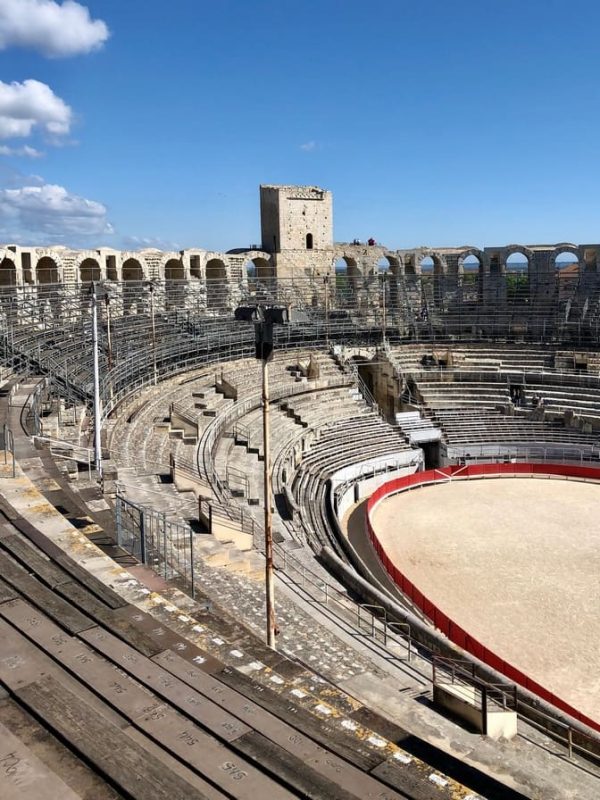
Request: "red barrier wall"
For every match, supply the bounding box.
[366,463,600,732]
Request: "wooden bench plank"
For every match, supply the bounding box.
[0,534,69,589]
[16,676,215,800]
[0,721,82,800]
[114,605,223,673]
[80,626,251,742]
[0,576,17,604]
[0,618,130,730]
[152,650,407,800]
[56,581,160,656]
[0,504,65,561]
[135,705,297,800]
[0,695,125,800]
[0,599,158,720]
[215,666,381,772]
[0,553,94,634]
[54,554,127,609]
[234,729,359,800]
[2,600,296,800]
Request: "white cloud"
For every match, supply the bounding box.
[0,181,113,240]
[300,140,317,152]
[0,0,109,58]
[0,144,43,158]
[0,79,72,141]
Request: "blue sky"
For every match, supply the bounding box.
[1,0,599,251]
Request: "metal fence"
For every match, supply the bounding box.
[0,424,15,478]
[3,274,600,425]
[115,493,196,598]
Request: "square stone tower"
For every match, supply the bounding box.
[260,184,334,279]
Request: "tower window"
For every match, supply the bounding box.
[306,233,314,250]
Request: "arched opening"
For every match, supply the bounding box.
[461,254,481,271]
[306,233,313,250]
[419,255,444,306]
[164,257,185,309]
[506,251,529,303]
[0,257,16,290]
[122,258,143,282]
[377,256,399,307]
[36,256,59,285]
[121,258,144,312]
[79,258,101,283]
[335,256,360,301]
[206,258,228,308]
[459,254,482,302]
[555,251,578,270]
[164,258,184,281]
[555,250,579,303]
[252,257,273,281]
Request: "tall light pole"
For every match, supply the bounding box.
[90,282,103,479]
[104,289,113,370]
[234,304,290,649]
[324,275,330,346]
[382,270,388,346]
[147,280,158,385]
[101,283,116,404]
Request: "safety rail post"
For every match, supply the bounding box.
[189,527,195,599]
[163,512,168,579]
[140,509,148,565]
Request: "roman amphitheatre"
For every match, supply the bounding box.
[0,184,599,799]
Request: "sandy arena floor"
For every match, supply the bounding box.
[370,476,600,722]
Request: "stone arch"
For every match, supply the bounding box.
[121,258,145,313]
[335,255,361,297]
[382,254,401,275]
[376,256,395,272]
[79,257,101,283]
[457,249,484,275]
[504,247,531,304]
[554,247,580,302]
[206,258,228,308]
[419,254,445,306]
[458,250,483,302]
[554,244,579,270]
[504,245,533,265]
[164,258,185,281]
[36,256,59,285]
[122,257,144,282]
[419,254,444,274]
[0,256,17,290]
[245,257,273,281]
[377,255,400,308]
[163,257,185,309]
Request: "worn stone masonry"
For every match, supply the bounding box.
[1,184,599,303]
